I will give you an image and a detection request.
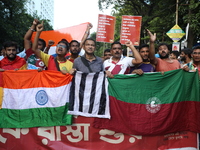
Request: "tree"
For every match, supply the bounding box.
[179,0,200,48]
[90,32,111,57]
[98,0,200,48]
[0,0,53,51]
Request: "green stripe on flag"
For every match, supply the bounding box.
[0,103,72,128]
[108,69,199,104]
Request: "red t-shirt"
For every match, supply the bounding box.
[156,58,180,72]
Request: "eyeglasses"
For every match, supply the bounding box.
[192,52,200,55]
[56,44,66,49]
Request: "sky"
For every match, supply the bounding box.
[54,0,112,33]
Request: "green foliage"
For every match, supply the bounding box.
[98,0,200,48]
[0,0,53,51]
[90,32,111,57]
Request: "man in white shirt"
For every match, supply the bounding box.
[104,41,142,75]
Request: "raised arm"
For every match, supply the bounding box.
[146,29,157,65]
[24,19,39,50]
[32,21,44,59]
[125,41,142,65]
[80,23,93,48]
[43,40,55,54]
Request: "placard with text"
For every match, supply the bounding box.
[120,16,142,46]
[96,14,116,43]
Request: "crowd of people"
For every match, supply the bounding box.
[0,19,199,77]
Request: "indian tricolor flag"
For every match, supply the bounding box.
[94,69,200,135]
[0,70,73,128]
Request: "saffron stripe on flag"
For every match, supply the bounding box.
[3,70,72,89]
[68,71,110,118]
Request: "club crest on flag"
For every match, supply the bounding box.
[146,97,161,113]
[38,61,44,66]
[35,90,48,105]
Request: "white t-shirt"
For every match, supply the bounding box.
[104,56,134,75]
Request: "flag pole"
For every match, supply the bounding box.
[176,0,179,25]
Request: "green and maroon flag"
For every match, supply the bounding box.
[94,69,200,135]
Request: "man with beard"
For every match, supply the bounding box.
[130,44,155,75]
[72,38,104,73]
[0,41,27,70]
[67,40,81,63]
[153,43,180,71]
[180,48,192,68]
[104,41,142,75]
[146,29,188,72]
[191,46,200,75]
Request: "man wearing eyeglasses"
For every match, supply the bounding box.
[104,41,142,75]
[51,23,93,63]
[32,22,73,74]
[191,46,200,75]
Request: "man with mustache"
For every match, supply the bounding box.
[147,29,188,72]
[0,41,27,70]
[130,44,155,75]
[104,41,142,75]
[191,46,200,75]
[67,40,81,63]
[180,48,192,68]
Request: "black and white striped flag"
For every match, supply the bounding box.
[68,71,110,118]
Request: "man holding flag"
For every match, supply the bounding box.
[104,41,142,75]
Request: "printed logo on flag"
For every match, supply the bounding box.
[146,97,161,113]
[35,90,48,105]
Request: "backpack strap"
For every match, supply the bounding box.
[80,56,93,72]
[54,57,61,71]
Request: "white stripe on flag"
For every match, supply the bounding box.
[73,72,81,112]
[82,73,94,113]
[2,83,71,109]
[68,71,110,118]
